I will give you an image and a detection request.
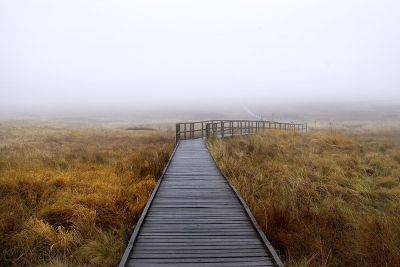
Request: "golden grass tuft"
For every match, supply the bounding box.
[208,130,400,267]
[0,123,174,266]
[76,232,123,267]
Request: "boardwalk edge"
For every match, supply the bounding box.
[118,141,180,267]
[206,139,285,267]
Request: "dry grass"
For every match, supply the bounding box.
[208,130,400,267]
[0,122,174,266]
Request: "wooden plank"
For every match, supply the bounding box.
[128,262,274,267]
[133,249,267,253]
[133,246,266,251]
[131,252,268,258]
[129,257,272,263]
[139,232,257,236]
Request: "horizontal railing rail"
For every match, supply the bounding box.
[176,119,307,142]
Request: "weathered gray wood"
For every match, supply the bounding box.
[120,139,283,267]
[128,262,275,267]
[175,120,307,142]
[129,257,272,263]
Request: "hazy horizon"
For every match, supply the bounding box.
[1,0,400,116]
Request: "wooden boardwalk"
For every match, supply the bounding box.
[120,139,283,267]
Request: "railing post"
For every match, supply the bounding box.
[176,123,180,143]
[221,121,224,138]
[184,123,187,140]
[201,122,204,138]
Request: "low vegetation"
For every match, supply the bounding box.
[0,123,174,266]
[2,120,399,267]
[208,130,400,267]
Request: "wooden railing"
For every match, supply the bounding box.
[176,120,307,142]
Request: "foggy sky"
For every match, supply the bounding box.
[1,0,399,112]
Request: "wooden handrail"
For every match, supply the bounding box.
[176,119,307,142]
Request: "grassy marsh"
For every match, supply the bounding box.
[208,129,400,267]
[0,122,174,266]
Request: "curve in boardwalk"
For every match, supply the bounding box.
[120,139,283,267]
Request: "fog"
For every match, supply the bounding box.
[0,0,399,120]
